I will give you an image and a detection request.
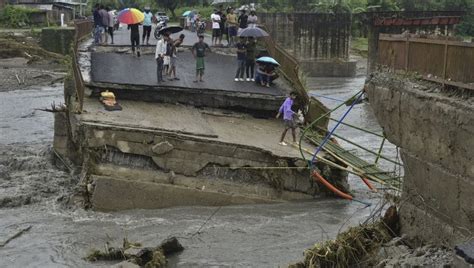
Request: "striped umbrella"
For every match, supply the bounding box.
[117,8,144,24]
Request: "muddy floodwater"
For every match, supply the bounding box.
[0,72,399,267]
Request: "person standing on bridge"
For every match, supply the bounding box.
[276,91,298,146]
[167,34,185,81]
[142,7,153,45]
[106,7,115,44]
[234,36,247,81]
[92,4,102,45]
[155,33,169,83]
[248,10,258,28]
[238,9,248,34]
[227,7,238,47]
[128,23,141,57]
[245,37,257,81]
[191,35,211,83]
[98,5,109,44]
[211,9,221,46]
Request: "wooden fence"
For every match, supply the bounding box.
[72,19,93,111]
[378,35,474,88]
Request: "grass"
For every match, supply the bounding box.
[351,37,368,58]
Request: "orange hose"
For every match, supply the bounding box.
[312,171,353,201]
[360,176,377,192]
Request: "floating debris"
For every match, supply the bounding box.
[85,237,184,267]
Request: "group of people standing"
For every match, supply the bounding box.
[155,33,186,82]
[92,4,116,45]
[235,36,257,82]
[210,7,258,47]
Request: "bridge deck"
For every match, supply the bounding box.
[90,51,286,96]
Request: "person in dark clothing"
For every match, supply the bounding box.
[245,37,256,81]
[219,11,228,46]
[238,9,248,33]
[128,23,140,57]
[234,36,246,81]
[92,4,102,44]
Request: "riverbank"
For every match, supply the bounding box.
[0,61,381,267]
[0,31,66,92]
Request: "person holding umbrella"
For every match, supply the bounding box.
[191,35,211,82]
[245,36,257,81]
[117,8,145,57]
[255,56,280,87]
[234,36,247,81]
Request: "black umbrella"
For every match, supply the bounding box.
[238,27,269,37]
[158,26,183,35]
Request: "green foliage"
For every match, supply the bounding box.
[351,37,368,57]
[0,5,42,28]
[173,6,214,22]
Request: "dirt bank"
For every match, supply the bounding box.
[0,32,67,92]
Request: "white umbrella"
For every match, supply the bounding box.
[211,0,235,5]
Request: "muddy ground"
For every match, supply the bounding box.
[0,32,67,92]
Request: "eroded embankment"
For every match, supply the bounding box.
[0,33,66,92]
[366,73,474,245]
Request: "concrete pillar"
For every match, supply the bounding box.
[367,24,380,75]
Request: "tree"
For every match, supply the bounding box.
[157,0,178,18]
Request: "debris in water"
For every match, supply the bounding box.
[0,225,32,247]
[294,206,399,268]
[85,237,184,267]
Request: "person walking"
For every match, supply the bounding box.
[168,34,185,80]
[245,37,256,81]
[106,7,114,44]
[226,7,238,47]
[276,91,298,146]
[191,35,211,82]
[142,7,153,45]
[234,36,246,81]
[248,10,258,28]
[128,23,140,57]
[211,10,221,46]
[155,33,169,83]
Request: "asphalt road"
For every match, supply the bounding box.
[107,27,227,47]
[91,51,287,96]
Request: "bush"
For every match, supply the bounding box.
[0,5,41,28]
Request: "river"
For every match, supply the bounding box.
[0,71,399,267]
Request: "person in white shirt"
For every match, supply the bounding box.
[210,10,221,46]
[155,33,169,83]
[248,10,258,28]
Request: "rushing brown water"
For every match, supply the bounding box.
[0,71,398,267]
